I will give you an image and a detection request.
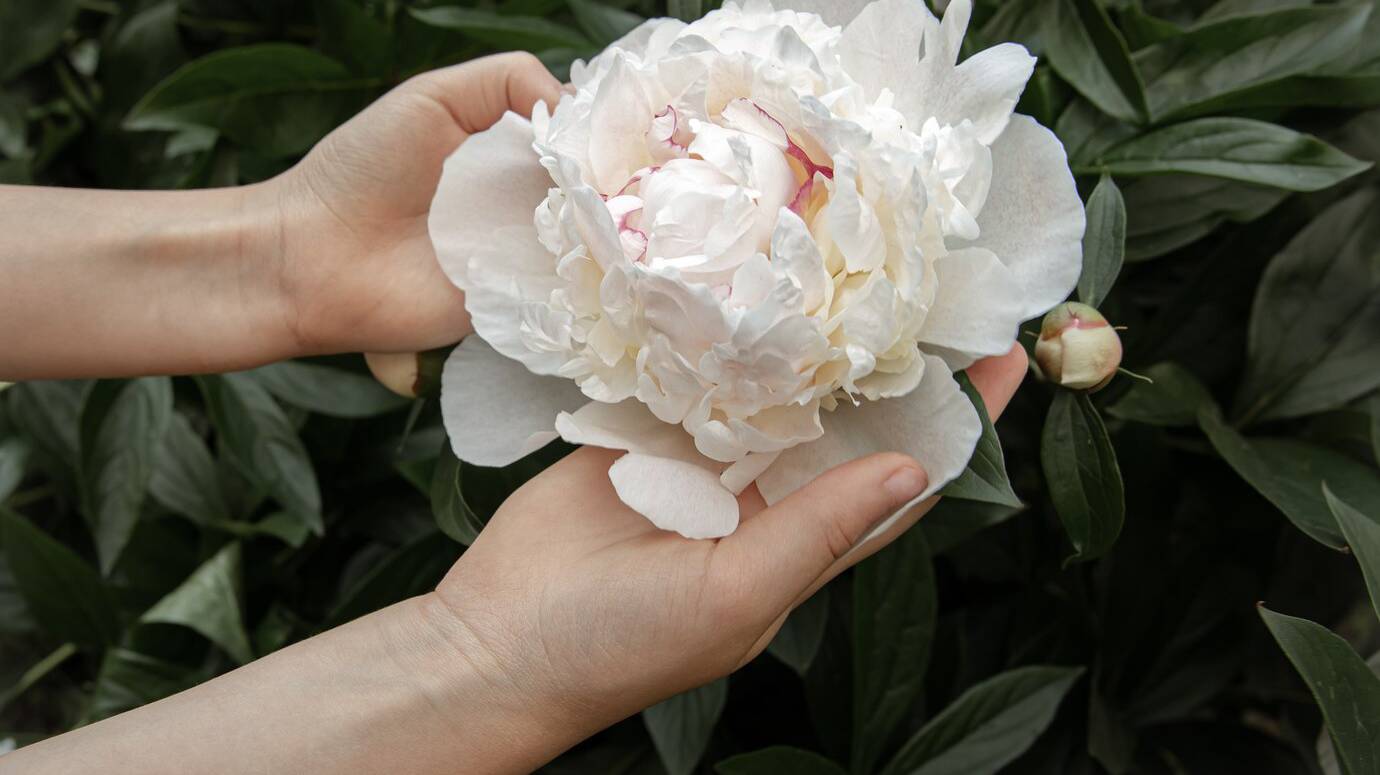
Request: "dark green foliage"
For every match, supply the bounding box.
[3,0,1380,772]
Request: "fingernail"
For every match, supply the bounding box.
[883,466,928,502]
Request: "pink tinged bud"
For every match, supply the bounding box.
[1034,302,1123,392]
[366,349,448,398]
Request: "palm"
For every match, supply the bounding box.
[271,53,563,355]
[436,448,772,709]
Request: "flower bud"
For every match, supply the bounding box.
[1034,302,1123,392]
[365,348,448,399]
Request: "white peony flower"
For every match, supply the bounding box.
[431,0,1084,540]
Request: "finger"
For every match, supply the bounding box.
[408,52,564,135]
[742,343,1032,621]
[722,452,928,614]
[967,343,1028,419]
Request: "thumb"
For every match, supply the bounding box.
[409,52,564,135]
[725,452,928,612]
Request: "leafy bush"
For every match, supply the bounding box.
[2,0,1380,772]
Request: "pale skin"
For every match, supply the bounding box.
[0,53,1029,774]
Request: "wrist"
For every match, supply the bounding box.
[401,591,611,770]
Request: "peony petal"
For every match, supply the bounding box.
[780,0,878,28]
[770,208,831,314]
[441,337,589,468]
[429,113,572,373]
[609,453,740,539]
[835,0,933,105]
[555,398,709,466]
[461,227,567,374]
[756,353,981,539]
[588,54,653,194]
[918,247,1025,363]
[721,450,781,495]
[430,112,552,289]
[963,116,1085,322]
[910,41,1036,146]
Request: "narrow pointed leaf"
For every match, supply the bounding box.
[0,509,120,646]
[1042,391,1125,563]
[197,374,322,535]
[1041,0,1148,123]
[142,542,254,664]
[644,678,728,775]
[1326,485,1380,622]
[717,747,847,775]
[1088,118,1370,191]
[1259,607,1380,775]
[81,378,174,574]
[1235,189,1380,424]
[942,374,1022,508]
[880,666,1085,775]
[1077,174,1126,307]
[853,528,937,774]
[246,360,408,418]
[1199,407,1380,550]
[766,586,829,675]
[1106,362,1212,427]
[150,411,231,525]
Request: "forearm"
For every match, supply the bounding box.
[0,183,298,380]
[3,593,596,775]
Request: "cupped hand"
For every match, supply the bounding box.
[268,53,563,356]
[423,345,1029,740]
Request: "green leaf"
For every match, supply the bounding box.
[246,361,409,418]
[0,436,30,504]
[1121,174,1288,262]
[430,444,487,545]
[668,0,706,23]
[1077,174,1126,307]
[142,542,254,664]
[922,498,1023,554]
[101,2,189,113]
[407,7,592,52]
[643,678,728,775]
[1041,390,1125,563]
[0,0,79,81]
[1373,393,1380,468]
[1087,118,1371,192]
[1106,362,1213,427]
[126,44,359,158]
[1135,4,1372,120]
[766,586,829,675]
[84,648,206,723]
[0,509,120,646]
[1198,407,1380,550]
[1259,607,1380,775]
[81,378,173,575]
[1326,485,1380,622]
[568,0,644,46]
[150,411,231,525]
[880,666,1085,775]
[315,0,393,75]
[0,554,34,635]
[716,747,847,775]
[1041,0,1148,123]
[942,374,1022,508]
[6,380,85,487]
[0,643,77,714]
[853,527,937,774]
[324,533,457,628]
[1235,189,1380,425]
[197,374,322,535]
[0,94,28,159]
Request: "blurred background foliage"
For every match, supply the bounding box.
[2,0,1380,772]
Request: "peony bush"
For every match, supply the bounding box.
[2,1,1380,772]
